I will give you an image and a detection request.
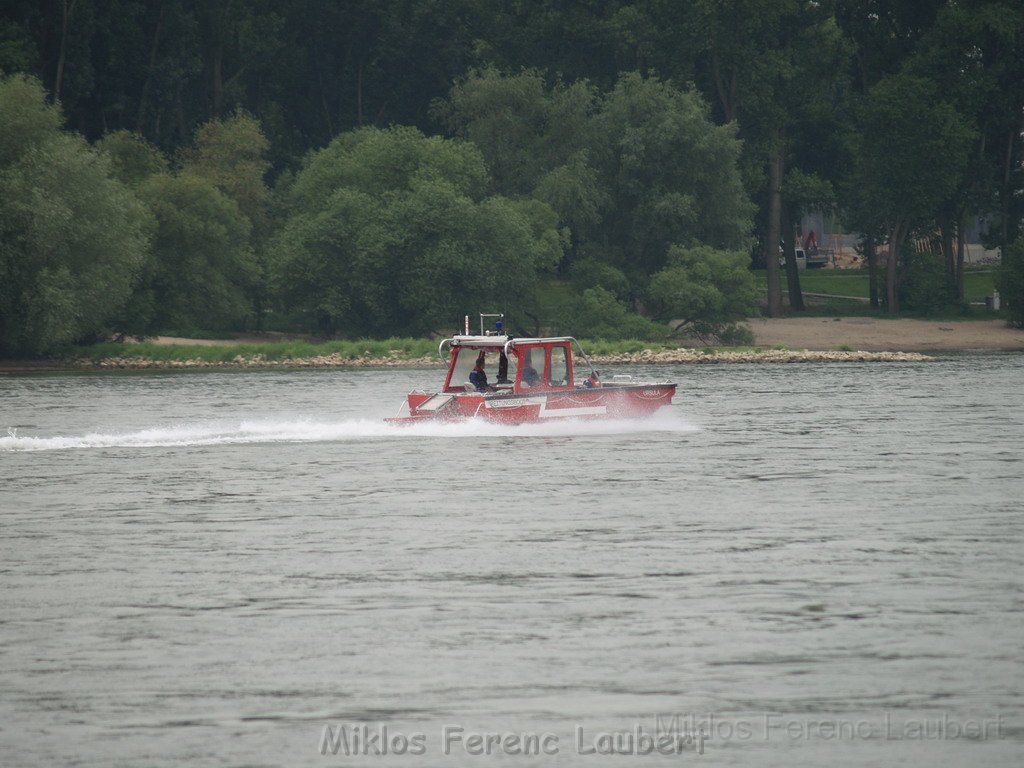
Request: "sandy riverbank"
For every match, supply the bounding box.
[744,317,1024,352]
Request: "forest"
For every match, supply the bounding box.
[1,0,1023,356]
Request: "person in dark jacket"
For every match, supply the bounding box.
[469,355,491,392]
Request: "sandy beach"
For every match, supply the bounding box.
[745,317,1024,352]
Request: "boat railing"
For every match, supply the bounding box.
[570,338,599,379]
[438,338,453,360]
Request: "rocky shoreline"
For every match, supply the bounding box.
[62,348,936,371]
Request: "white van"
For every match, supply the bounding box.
[779,247,807,270]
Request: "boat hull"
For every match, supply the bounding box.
[386,384,676,425]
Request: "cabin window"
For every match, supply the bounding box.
[447,348,515,391]
[549,345,570,386]
[448,348,478,389]
[518,349,542,388]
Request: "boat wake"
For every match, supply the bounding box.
[2,414,698,452]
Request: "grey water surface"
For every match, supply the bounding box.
[1,355,1023,767]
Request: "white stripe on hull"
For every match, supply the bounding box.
[538,402,607,418]
[483,396,608,419]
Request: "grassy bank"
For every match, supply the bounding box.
[69,337,685,366]
[751,268,998,303]
[73,338,440,364]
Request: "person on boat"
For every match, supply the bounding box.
[584,371,600,388]
[496,351,511,384]
[521,354,541,387]
[469,355,493,392]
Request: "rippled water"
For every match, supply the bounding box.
[2,356,1023,766]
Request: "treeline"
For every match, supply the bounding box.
[2,1,1024,355]
[0,70,757,355]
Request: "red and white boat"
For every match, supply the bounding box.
[386,318,676,425]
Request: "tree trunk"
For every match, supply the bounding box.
[710,54,736,123]
[886,219,906,315]
[356,61,364,127]
[939,217,955,301]
[136,1,164,132]
[865,235,879,308]
[54,0,78,103]
[955,216,966,303]
[781,199,804,311]
[763,138,784,317]
[212,43,224,115]
[1001,127,1014,250]
[174,81,187,143]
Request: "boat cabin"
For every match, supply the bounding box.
[440,336,583,395]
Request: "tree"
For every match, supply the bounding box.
[434,67,597,198]
[674,1,854,317]
[272,126,563,336]
[180,111,270,226]
[95,128,168,187]
[435,67,602,267]
[180,111,272,326]
[783,169,836,310]
[474,1,632,90]
[998,239,1024,328]
[905,0,1024,295]
[136,172,256,331]
[647,245,758,338]
[0,71,63,166]
[851,73,975,313]
[554,285,668,341]
[585,73,753,285]
[0,74,152,355]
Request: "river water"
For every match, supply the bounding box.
[1,355,1022,767]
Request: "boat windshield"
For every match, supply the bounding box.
[447,347,517,390]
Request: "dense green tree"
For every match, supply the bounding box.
[566,259,631,302]
[136,172,256,331]
[850,73,974,313]
[0,71,62,166]
[905,0,1024,299]
[1,1,1020,340]
[586,73,753,281]
[95,129,168,187]
[0,75,152,355]
[180,111,271,229]
[834,0,949,302]
[476,1,636,90]
[435,67,602,267]
[647,245,758,337]
[435,67,598,198]
[998,239,1024,328]
[272,126,563,336]
[554,285,668,341]
[438,68,754,310]
[179,111,272,326]
[679,1,852,316]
